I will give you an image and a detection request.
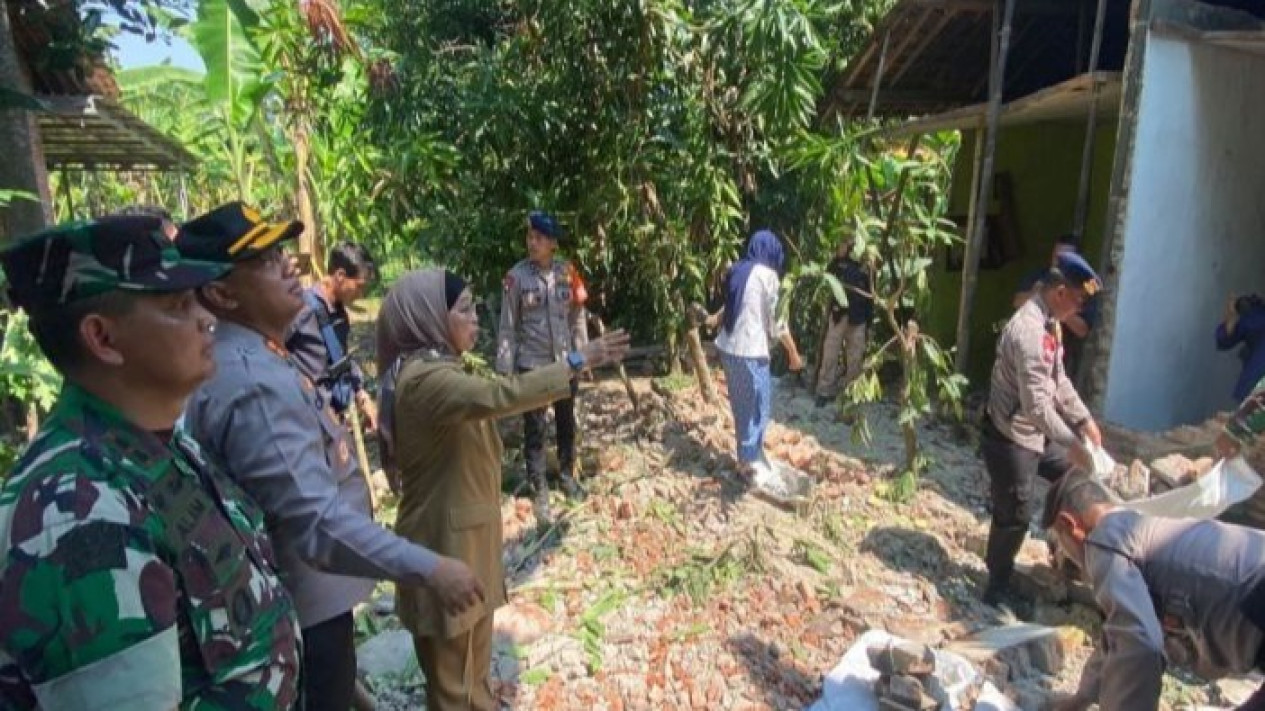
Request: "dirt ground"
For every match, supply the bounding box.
[350,361,1252,711]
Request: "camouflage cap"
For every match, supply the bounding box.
[1,216,228,311]
[176,201,303,263]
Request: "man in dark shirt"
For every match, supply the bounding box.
[1217,293,1265,402]
[287,241,379,430]
[815,240,873,407]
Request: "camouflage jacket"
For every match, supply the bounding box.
[1225,376,1265,446]
[496,258,588,374]
[0,384,301,710]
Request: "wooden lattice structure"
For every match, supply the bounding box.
[824,0,1132,121]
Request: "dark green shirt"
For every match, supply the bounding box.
[0,384,300,710]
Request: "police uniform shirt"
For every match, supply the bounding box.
[1076,510,1265,709]
[986,294,1091,452]
[496,258,588,374]
[185,321,438,628]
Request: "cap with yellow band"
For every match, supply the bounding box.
[176,201,304,264]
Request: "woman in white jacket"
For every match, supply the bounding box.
[712,230,803,477]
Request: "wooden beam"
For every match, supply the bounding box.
[888,9,961,87]
[832,87,967,105]
[1071,0,1110,242]
[954,0,1018,374]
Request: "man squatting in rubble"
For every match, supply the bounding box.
[1042,472,1265,711]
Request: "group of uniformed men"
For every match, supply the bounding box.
[0,203,588,710]
[983,246,1265,711]
[5,195,1265,711]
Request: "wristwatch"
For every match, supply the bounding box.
[567,351,586,372]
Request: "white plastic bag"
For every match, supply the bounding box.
[1085,438,1117,478]
[1122,456,1262,519]
[809,629,998,711]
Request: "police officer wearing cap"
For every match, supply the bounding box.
[0,216,301,709]
[496,211,590,522]
[1041,472,1265,711]
[177,202,484,711]
[980,251,1104,608]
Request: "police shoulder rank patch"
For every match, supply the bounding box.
[503,274,515,292]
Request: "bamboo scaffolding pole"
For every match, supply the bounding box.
[953,0,1018,374]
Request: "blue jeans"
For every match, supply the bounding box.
[720,352,771,464]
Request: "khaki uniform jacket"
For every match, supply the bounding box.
[392,355,573,638]
[986,294,1091,452]
[1076,510,1265,709]
[496,258,588,374]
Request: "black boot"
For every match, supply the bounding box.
[558,462,587,501]
[530,470,552,525]
[983,523,1029,604]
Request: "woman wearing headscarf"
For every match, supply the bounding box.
[376,268,630,711]
[713,230,804,476]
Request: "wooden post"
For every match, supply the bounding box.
[683,304,718,404]
[592,313,640,413]
[1071,0,1109,242]
[952,0,1017,374]
[0,0,51,241]
[866,30,892,121]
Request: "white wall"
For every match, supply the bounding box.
[1104,33,1265,430]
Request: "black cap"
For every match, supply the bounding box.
[1,217,227,311]
[177,201,303,263]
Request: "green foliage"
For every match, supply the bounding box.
[191,0,269,128]
[780,128,967,482]
[575,589,627,673]
[0,311,62,417]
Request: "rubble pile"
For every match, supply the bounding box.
[867,642,944,711]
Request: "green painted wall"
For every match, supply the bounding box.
[927,120,1119,388]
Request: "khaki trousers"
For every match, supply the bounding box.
[816,318,867,398]
[413,615,495,711]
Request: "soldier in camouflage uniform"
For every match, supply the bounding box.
[1213,376,1265,530]
[0,217,301,710]
[496,211,590,522]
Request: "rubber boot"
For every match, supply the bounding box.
[983,523,1029,604]
[558,466,586,501]
[530,470,552,525]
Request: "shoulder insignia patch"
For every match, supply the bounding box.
[503,274,515,292]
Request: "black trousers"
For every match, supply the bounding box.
[523,376,578,481]
[301,611,357,711]
[980,419,1074,586]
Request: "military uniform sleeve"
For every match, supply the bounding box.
[199,368,439,584]
[0,477,182,710]
[1225,383,1265,445]
[496,270,520,375]
[403,361,574,426]
[1012,322,1081,448]
[1079,543,1166,710]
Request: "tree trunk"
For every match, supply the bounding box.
[683,324,718,404]
[899,325,919,475]
[0,0,52,242]
[292,119,321,270]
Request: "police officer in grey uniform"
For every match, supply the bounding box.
[497,211,589,522]
[1042,472,1265,711]
[177,202,484,711]
[981,252,1103,607]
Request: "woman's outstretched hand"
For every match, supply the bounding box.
[580,329,633,370]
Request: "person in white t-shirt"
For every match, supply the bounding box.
[709,230,803,478]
